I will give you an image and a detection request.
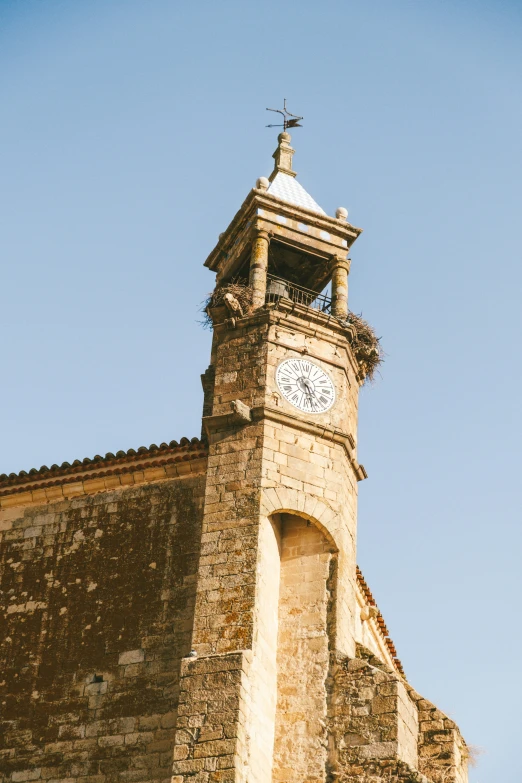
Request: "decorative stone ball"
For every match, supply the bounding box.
[256,176,269,191]
[278,132,291,143]
[336,207,348,221]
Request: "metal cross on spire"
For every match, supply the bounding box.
[266,99,303,131]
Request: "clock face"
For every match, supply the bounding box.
[276,358,336,414]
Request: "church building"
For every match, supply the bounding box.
[0,133,468,783]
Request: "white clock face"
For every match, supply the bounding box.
[276,358,336,414]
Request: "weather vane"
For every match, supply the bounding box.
[266,99,303,131]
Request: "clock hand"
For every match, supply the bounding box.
[305,387,317,408]
[302,378,315,395]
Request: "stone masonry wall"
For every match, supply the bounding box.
[0,475,205,783]
[329,648,422,783]
[330,649,418,768]
[172,651,253,783]
[189,317,276,782]
[0,303,469,783]
[328,646,468,783]
[173,306,364,782]
[261,307,361,658]
[413,692,469,783]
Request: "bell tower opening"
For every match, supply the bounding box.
[204,131,361,323]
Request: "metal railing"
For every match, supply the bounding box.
[265,274,331,313]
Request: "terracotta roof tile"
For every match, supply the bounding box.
[0,437,207,496]
[356,565,406,679]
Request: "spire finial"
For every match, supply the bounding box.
[266,100,302,180]
[269,131,296,180]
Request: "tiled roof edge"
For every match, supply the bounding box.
[0,438,208,494]
[356,565,406,679]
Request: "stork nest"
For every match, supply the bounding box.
[200,281,383,382]
[344,311,384,383]
[201,281,253,329]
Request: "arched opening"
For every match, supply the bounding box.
[270,512,338,783]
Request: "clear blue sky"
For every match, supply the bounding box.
[1,1,521,779]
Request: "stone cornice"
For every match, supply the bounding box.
[0,456,208,510]
[251,405,367,482]
[204,188,362,274]
[212,302,364,385]
[0,439,208,502]
[213,298,356,342]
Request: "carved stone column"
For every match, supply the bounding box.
[331,257,351,319]
[249,229,270,309]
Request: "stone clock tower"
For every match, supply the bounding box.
[171,134,469,783]
[182,131,364,783]
[0,132,469,783]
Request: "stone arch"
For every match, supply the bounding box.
[260,485,340,553]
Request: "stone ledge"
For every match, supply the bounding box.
[0,456,208,509]
[203,401,253,439]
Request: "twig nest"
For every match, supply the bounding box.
[202,280,254,329]
[344,312,384,383]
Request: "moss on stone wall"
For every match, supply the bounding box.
[0,477,205,783]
